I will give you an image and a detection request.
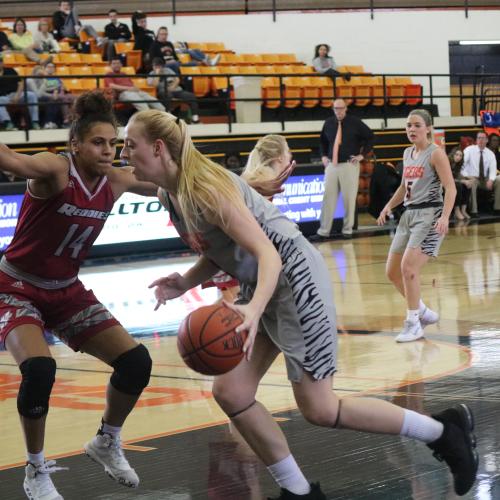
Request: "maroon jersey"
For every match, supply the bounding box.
[4,155,115,283]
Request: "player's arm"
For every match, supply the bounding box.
[106,165,159,199]
[207,192,282,358]
[0,145,66,180]
[432,147,456,234]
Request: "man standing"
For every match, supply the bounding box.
[314,99,374,239]
[461,131,500,215]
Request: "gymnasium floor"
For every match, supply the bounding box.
[0,219,499,499]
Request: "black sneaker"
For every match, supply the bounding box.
[427,404,478,496]
[268,482,327,500]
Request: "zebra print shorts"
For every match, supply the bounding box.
[239,235,338,382]
[389,206,444,257]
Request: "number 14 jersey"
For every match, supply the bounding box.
[3,155,114,284]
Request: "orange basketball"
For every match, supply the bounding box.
[177,304,247,375]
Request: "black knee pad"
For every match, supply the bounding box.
[17,357,56,419]
[110,344,152,396]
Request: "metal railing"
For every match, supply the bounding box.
[1,71,499,139]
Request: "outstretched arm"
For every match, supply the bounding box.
[0,145,65,180]
[106,165,159,198]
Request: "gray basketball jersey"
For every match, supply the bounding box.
[402,143,443,206]
[163,172,301,286]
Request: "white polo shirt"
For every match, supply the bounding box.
[461,145,497,181]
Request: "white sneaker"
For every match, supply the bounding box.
[84,433,139,488]
[420,307,439,328]
[395,320,424,343]
[24,461,66,500]
[210,54,221,66]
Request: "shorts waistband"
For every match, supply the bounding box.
[0,256,78,290]
[405,202,443,210]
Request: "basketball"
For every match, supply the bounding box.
[177,304,247,375]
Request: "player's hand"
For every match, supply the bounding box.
[321,156,329,168]
[253,160,296,197]
[377,206,391,226]
[222,300,262,361]
[434,216,449,235]
[149,273,189,310]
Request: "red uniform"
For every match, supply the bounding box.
[0,155,121,350]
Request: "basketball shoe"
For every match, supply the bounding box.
[268,482,327,499]
[24,460,66,500]
[427,404,478,496]
[395,320,424,342]
[420,307,439,328]
[84,432,139,488]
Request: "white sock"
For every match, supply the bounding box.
[267,455,311,495]
[400,409,444,443]
[418,299,427,315]
[100,420,121,437]
[27,450,45,466]
[406,309,420,323]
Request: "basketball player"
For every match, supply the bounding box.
[0,92,155,499]
[121,110,477,499]
[377,109,456,343]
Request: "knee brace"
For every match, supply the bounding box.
[110,344,152,396]
[17,357,56,419]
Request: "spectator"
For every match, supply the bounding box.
[131,11,155,71]
[461,131,500,215]
[104,57,165,112]
[312,44,350,81]
[224,152,242,172]
[147,57,199,123]
[9,17,52,65]
[313,98,374,240]
[104,9,131,61]
[487,132,500,166]
[0,55,40,130]
[0,30,12,53]
[27,62,74,128]
[52,0,103,44]
[33,18,60,54]
[448,147,472,220]
[174,39,220,66]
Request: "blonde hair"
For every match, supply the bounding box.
[408,109,434,142]
[130,110,245,233]
[242,134,287,184]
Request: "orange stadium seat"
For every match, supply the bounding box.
[261,54,281,64]
[55,65,71,76]
[283,77,302,108]
[178,53,191,64]
[58,53,82,65]
[121,66,136,75]
[114,42,135,54]
[70,66,93,76]
[261,77,281,108]
[394,77,423,105]
[126,50,143,71]
[334,77,354,106]
[386,78,405,106]
[350,76,372,107]
[361,76,385,106]
[314,76,334,108]
[241,54,264,65]
[180,66,210,97]
[205,42,226,53]
[81,53,104,65]
[238,66,258,75]
[300,77,320,108]
[278,54,298,64]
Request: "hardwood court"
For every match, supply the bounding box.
[0,219,499,499]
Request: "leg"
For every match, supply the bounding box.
[494,175,500,211]
[5,325,54,455]
[24,91,39,125]
[338,161,360,234]
[212,333,286,465]
[468,178,479,214]
[119,90,149,111]
[172,89,199,118]
[293,372,478,496]
[0,95,11,123]
[79,325,150,427]
[137,90,165,111]
[400,247,429,311]
[317,162,340,236]
[386,251,405,296]
[80,325,151,487]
